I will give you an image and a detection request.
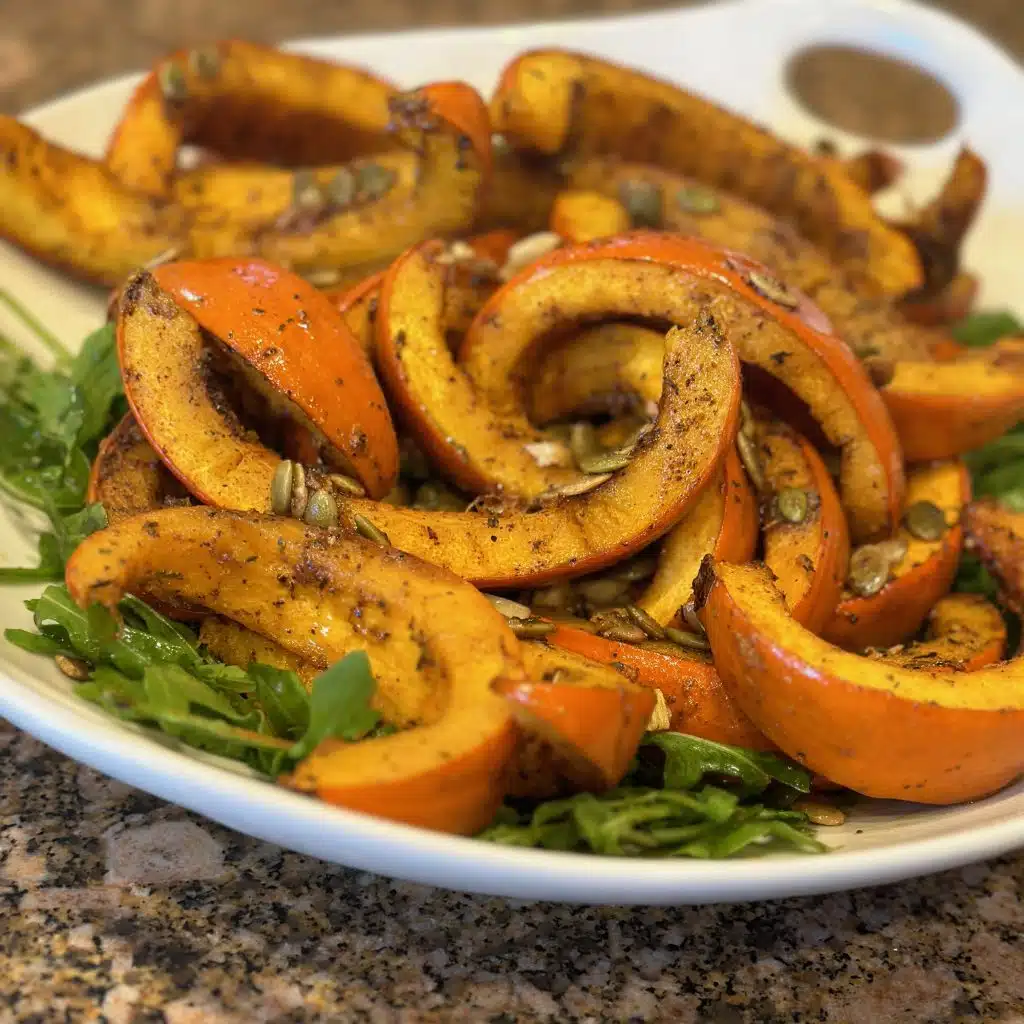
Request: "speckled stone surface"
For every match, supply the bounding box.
[1,1,1024,1021]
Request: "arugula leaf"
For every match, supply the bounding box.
[248,662,310,740]
[70,324,122,446]
[641,732,812,797]
[951,311,1023,348]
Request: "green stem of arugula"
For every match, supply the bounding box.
[0,291,73,369]
[0,473,49,513]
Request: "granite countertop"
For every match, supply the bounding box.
[1,1,1023,1021]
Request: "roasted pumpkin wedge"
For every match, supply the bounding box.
[882,340,1024,461]
[500,642,654,798]
[549,189,631,242]
[566,158,936,364]
[755,413,850,633]
[870,594,1006,672]
[87,414,192,524]
[0,116,187,286]
[333,313,740,587]
[696,558,1024,804]
[547,624,772,749]
[638,448,758,626]
[182,83,493,278]
[375,240,583,497]
[474,142,564,232]
[823,460,969,651]
[151,257,398,497]
[329,270,384,355]
[900,271,978,328]
[965,498,1024,616]
[491,49,923,296]
[199,615,320,688]
[105,40,398,195]
[462,232,904,541]
[65,507,521,835]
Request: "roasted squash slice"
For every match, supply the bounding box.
[65,507,521,835]
[549,189,631,242]
[547,624,771,749]
[755,413,850,633]
[696,559,1024,804]
[106,40,398,195]
[181,82,493,278]
[474,143,564,233]
[965,498,1024,616]
[871,594,1006,672]
[882,340,1024,461]
[638,447,758,626]
[566,158,936,363]
[501,643,654,798]
[823,460,969,651]
[334,312,740,587]
[87,414,192,524]
[462,232,904,541]
[329,270,384,355]
[0,116,187,286]
[375,240,583,496]
[199,615,320,689]
[491,49,923,296]
[151,257,398,497]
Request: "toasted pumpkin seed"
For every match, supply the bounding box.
[303,488,339,528]
[626,603,667,639]
[55,654,90,681]
[874,537,909,564]
[664,625,711,651]
[187,46,221,79]
[676,184,720,215]
[303,268,343,288]
[775,487,810,525]
[569,421,598,466]
[736,430,765,493]
[353,514,390,546]
[270,460,295,515]
[903,500,947,540]
[485,593,532,620]
[577,577,630,607]
[499,231,562,280]
[647,688,672,731]
[509,617,556,639]
[539,473,612,500]
[747,269,799,309]
[292,170,324,211]
[158,62,188,103]
[793,799,847,826]
[847,544,891,597]
[608,554,658,583]
[619,179,663,228]
[597,622,648,644]
[739,398,756,439]
[864,356,896,388]
[356,162,397,200]
[288,463,308,519]
[328,472,366,498]
[325,167,356,208]
[577,448,633,474]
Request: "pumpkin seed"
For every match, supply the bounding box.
[577,577,630,607]
[270,460,295,515]
[355,162,397,200]
[328,472,366,498]
[864,356,895,388]
[569,422,598,468]
[739,398,756,439]
[485,593,532,620]
[499,232,562,280]
[676,184,720,215]
[288,463,308,519]
[792,799,847,826]
[413,480,464,511]
[539,473,612,500]
[509,617,556,639]
[55,654,90,681]
[608,554,658,583]
[619,179,663,228]
[664,625,711,651]
[292,170,324,211]
[303,268,343,288]
[303,488,339,528]
[647,688,672,731]
[158,62,188,103]
[736,430,765,493]
[523,440,574,468]
[847,544,891,597]
[903,500,947,540]
[775,487,810,525]
[187,46,221,79]
[597,622,648,644]
[325,167,356,208]
[577,448,633,475]
[353,514,390,546]
[875,537,909,564]
[747,269,799,309]
[626,603,667,640]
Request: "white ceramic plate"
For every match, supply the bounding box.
[1,0,1023,905]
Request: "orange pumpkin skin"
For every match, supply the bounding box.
[823,460,970,651]
[153,257,399,498]
[697,559,1024,804]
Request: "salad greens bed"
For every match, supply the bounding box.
[0,294,1019,857]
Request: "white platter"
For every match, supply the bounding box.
[0,0,1022,904]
